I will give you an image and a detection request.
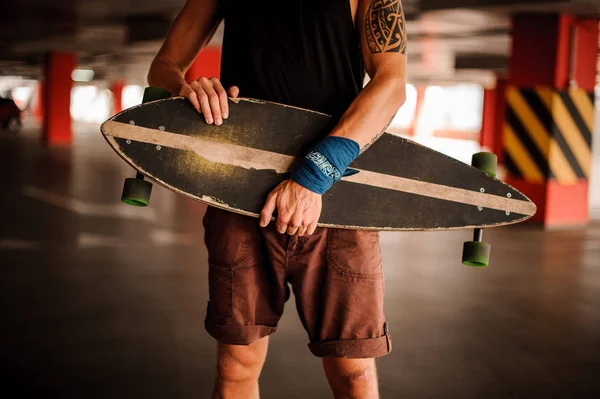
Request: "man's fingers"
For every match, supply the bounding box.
[277,210,294,235]
[260,193,277,227]
[297,225,308,236]
[306,223,318,236]
[227,86,240,98]
[198,91,213,124]
[183,78,237,124]
[289,215,304,236]
[212,78,229,119]
[204,86,223,126]
[191,83,213,124]
[276,220,288,234]
[180,85,201,112]
[260,179,322,236]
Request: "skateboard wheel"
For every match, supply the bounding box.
[142,87,171,104]
[471,152,497,177]
[121,177,152,206]
[462,241,491,267]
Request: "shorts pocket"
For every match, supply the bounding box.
[208,266,234,320]
[326,229,383,279]
[204,208,266,324]
[203,207,252,267]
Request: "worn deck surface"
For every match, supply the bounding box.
[101,98,535,230]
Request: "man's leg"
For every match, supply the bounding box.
[283,228,390,397]
[203,208,288,398]
[212,337,269,399]
[322,358,379,399]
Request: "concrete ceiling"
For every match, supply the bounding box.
[0,0,598,87]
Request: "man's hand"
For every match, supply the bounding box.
[179,77,240,125]
[260,180,322,236]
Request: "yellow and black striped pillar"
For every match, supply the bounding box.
[503,14,598,226]
[504,87,594,184]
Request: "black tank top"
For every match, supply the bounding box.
[219,0,364,117]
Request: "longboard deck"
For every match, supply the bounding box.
[101,97,536,231]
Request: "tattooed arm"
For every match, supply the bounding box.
[330,0,407,153]
[258,0,407,236]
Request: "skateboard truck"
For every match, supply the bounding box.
[462,152,497,267]
[120,87,171,207]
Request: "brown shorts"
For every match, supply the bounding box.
[202,207,391,358]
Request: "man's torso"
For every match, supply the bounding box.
[219,0,364,117]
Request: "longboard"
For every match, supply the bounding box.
[100,97,536,231]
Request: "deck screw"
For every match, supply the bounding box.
[478,206,483,211]
[480,188,485,193]
[156,145,161,151]
[506,211,510,216]
[129,120,135,125]
[159,126,165,131]
[507,193,512,198]
[126,139,131,144]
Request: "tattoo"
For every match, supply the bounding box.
[360,116,394,153]
[365,0,407,54]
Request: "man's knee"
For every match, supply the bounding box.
[217,352,258,383]
[334,365,377,389]
[343,367,377,384]
[323,358,379,395]
[217,339,268,383]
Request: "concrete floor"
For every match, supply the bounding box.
[1,120,600,398]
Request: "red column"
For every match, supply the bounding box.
[43,52,75,145]
[185,47,222,83]
[480,77,508,162]
[110,81,125,114]
[504,14,598,227]
[493,77,507,166]
[34,80,44,122]
[480,88,496,151]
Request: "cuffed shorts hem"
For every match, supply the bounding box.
[308,334,392,358]
[205,317,277,346]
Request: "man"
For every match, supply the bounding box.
[148,0,406,397]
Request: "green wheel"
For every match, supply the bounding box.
[121,177,152,206]
[462,241,491,267]
[471,152,497,177]
[142,87,171,104]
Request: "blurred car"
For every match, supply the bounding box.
[0,97,22,133]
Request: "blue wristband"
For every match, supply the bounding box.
[290,136,360,195]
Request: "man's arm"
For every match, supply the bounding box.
[329,0,407,151]
[259,0,408,236]
[148,0,221,95]
[148,0,237,125]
